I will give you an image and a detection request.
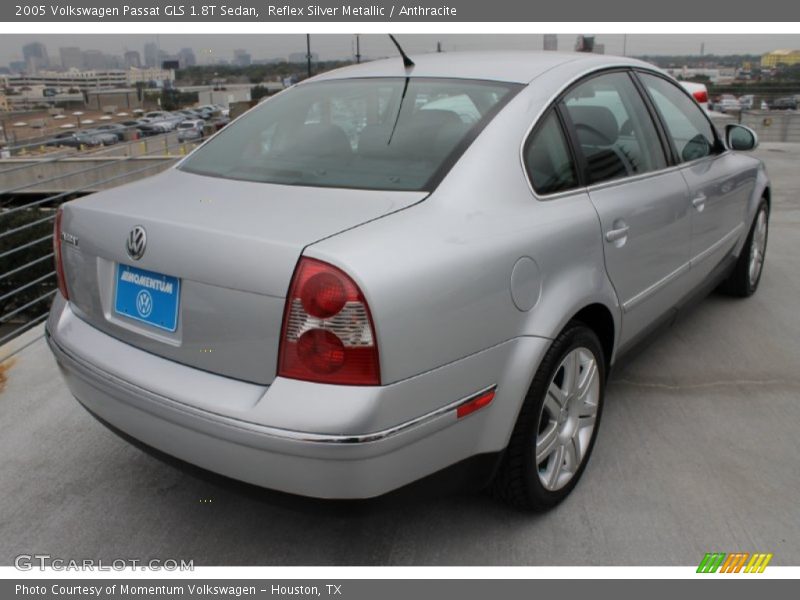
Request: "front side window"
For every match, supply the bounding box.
[562,71,667,185]
[524,110,578,195]
[638,73,718,163]
[180,78,520,191]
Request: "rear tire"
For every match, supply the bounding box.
[720,200,769,297]
[492,323,605,510]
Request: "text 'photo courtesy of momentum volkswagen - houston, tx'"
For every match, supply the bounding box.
[47,51,769,510]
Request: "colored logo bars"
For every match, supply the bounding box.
[697,552,773,573]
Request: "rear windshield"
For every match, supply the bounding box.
[179,77,520,191]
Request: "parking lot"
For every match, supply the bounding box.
[0,143,798,566]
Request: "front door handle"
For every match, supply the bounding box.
[692,194,707,212]
[605,224,630,243]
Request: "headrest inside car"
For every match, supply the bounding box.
[568,105,620,146]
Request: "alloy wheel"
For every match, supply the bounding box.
[535,347,600,491]
[748,209,768,287]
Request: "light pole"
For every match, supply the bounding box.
[306,34,312,78]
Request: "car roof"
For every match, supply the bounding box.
[308,51,659,85]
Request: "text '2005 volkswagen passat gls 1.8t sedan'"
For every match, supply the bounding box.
[47,51,770,510]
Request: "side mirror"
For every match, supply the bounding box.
[726,124,758,151]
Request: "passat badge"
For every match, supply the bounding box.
[60,231,78,247]
[126,225,147,261]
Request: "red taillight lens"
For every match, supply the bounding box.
[693,90,709,104]
[297,329,346,374]
[300,271,346,318]
[53,207,69,300]
[278,257,380,385]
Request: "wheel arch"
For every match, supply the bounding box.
[569,303,616,372]
[753,163,771,216]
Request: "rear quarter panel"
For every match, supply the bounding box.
[307,79,621,386]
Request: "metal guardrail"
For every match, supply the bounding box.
[709,109,800,143]
[0,129,198,354]
[739,110,800,143]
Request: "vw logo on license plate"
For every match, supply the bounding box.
[135,289,153,318]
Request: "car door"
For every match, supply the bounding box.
[637,72,754,285]
[560,71,693,349]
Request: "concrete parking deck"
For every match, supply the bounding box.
[1,144,799,566]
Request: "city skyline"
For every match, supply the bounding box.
[2,34,800,70]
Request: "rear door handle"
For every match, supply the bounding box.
[605,225,630,243]
[692,194,707,212]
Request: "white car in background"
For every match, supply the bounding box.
[679,81,709,112]
[712,94,742,114]
[176,119,205,142]
[739,95,754,110]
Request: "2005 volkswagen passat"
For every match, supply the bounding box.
[47,52,770,510]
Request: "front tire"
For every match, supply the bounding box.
[721,200,769,297]
[492,323,605,510]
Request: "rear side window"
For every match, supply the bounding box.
[524,111,578,195]
[562,72,667,185]
[180,77,520,191]
[638,73,718,163]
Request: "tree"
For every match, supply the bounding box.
[160,89,199,111]
[250,85,271,102]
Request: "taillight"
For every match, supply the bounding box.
[278,257,380,385]
[53,207,69,300]
[693,89,709,104]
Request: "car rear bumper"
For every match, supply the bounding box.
[47,295,550,499]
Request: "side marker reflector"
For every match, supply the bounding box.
[456,388,496,419]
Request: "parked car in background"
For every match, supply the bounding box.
[679,81,709,112]
[48,52,770,510]
[143,111,183,131]
[195,104,219,115]
[46,131,107,148]
[196,104,229,118]
[771,96,798,110]
[143,111,174,121]
[738,94,754,110]
[92,123,129,142]
[118,120,146,137]
[174,109,202,120]
[136,118,172,137]
[176,119,205,142]
[209,115,231,131]
[188,107,213,119]
[83,129,120,146]
[711,94,742,113]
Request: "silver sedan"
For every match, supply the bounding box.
[47,52,770,510]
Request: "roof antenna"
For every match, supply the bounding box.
[388,34,415,69]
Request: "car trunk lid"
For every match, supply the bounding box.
[60,168,425,385]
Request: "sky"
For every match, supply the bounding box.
[2,34,799,66]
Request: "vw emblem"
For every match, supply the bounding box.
[135,290,153,318]
[126,225,147,261]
